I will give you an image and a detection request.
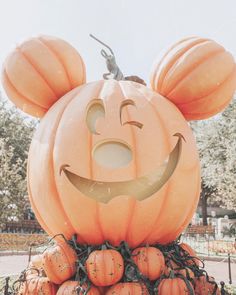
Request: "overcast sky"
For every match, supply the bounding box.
[1,0,236,97]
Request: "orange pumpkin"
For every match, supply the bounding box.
[2,35,86,118]
[86,249,124,286]
[17,276,57,295]
[150,36,236,120]
[157,276,194,294]
[180,242,200,266]
[27,80,200,247]
[42,241,77,284]
[57,281,101,295]
[194,275,220,295]
[132,246,165,280]
[106,282,149,295]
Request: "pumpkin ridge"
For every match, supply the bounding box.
[151,36,205,91]
[137,99,172,244]
[27,160,53,235]
[91,81,106,242]
[124,199,136,243]
[150,36,197,87]
[119,82,138,178]
[3,69,48,110]
[109,250,115,285]
[160,167,200,243]
[38,37,73,90]
[166,48,225,97]
[177,66,236,106]
[96,202,105,243]
[50,89,84,236]
[34,277,40,294]
[44,249,62,283]
[17,47,59,100]
[57,242,76,278]
[156,38,208,93]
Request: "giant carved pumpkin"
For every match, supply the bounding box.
[27,79,200,247]
[5,34,235,249]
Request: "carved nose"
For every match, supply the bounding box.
[93,140,132,169]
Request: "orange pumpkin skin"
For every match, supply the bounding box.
[28,80,200,247]
[150,36,236,120]
[57,281,101,295]
[86,249,124,287]
[180,242,200,266]
[42,241,77,284]
[157,277,194,295]
[2,35,86,118]
[194,276,220,295]
[17,276,57,295]
[132,247,165,280]
[106,282,149,295]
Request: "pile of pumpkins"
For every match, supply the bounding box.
[208,241,236,255]
[15,236,220,295]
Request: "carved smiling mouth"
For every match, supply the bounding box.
[60,133,184,203]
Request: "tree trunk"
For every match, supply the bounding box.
[201,192,208,225]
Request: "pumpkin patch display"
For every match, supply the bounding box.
[3,34,234,294]
[150,36,236,120]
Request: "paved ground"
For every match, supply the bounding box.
[0,255,235,285]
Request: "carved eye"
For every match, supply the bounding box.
[122,121,143,129]
[120,99,143,129]
[86,100,105,134]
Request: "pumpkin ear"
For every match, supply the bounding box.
[2,35,86,118]
[150,36,236,121]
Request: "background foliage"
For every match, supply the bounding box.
[192,96,236,211]
[0,97,36,228]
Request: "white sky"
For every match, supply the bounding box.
[0,0,236,96]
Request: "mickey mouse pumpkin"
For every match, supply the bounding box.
[2,35,235,248]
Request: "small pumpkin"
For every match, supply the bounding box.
[180,242,200,266]
[42,241,77,284]
[17,276,57,295]
[132,246,165,280]
[156,273,194,295]
[106,282,149,295]
[57,281,101,295]
[194,275,220,295]
[150,36,236,120]
[85,249,124,286]
[2,35,86,117]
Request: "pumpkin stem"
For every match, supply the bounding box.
[90,34,124,81]
[90,34,146,85]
